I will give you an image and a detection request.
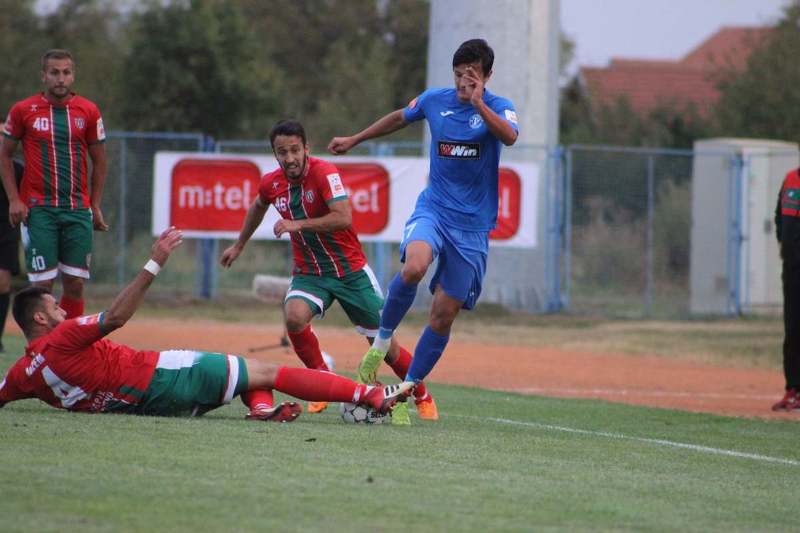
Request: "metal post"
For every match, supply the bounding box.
[545,145,564,312]
[194,136,218,299]
[645,155,655,316]
[116,137,128,286]
[563,147,574,310]
[727,153,745,316]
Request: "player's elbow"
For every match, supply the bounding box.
[502,131,518,146]
[101,312,127,332]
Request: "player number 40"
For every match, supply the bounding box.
[32,117,50,132]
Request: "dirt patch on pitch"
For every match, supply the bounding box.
[108,317,793,421]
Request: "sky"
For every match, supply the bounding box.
[561,0,790,72]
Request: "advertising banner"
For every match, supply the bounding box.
[153,152,538,248]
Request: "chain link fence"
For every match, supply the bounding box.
[88,132,798,317]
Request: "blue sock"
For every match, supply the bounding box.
[406,326,449,383]
[378,273,418,339]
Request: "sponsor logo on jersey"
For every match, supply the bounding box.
[96,117,106,141]
[74,117,85,130]
[326,173,346,198]
[469,114,483,129]
[504,109,518,124]
[437,141,480,159]
[78,313,101,326]
[440,110,455,117]
[25,354,45,376]
[30,104,38,112]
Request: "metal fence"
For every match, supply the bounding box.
[97,131,798,317]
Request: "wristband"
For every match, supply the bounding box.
[143,259,161,276]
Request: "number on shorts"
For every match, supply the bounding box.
[403,222,417,242]
[31,255,45,271]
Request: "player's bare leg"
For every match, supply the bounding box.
[284,298,332,413]
[60,273,85,319]
[359,240,434,383]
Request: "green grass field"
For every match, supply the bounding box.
[1,330,797,532]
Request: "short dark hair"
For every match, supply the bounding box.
[41,49,74,71]
[13,286,51,337]
[269,120,307,148]
[452,39,494,75]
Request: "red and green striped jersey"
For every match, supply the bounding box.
[3,93,105,209]
[258,156,367,278]
[0,314,159,412]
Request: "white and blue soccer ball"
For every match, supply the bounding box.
[339,402,386,425]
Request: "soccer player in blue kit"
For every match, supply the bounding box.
[327,39,518,423]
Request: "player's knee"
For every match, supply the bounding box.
[245,359,280,389]
[400,262,427,284]
[284,313,310,333]
[61,275,84,299]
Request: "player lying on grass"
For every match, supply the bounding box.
[0,227,411,421]
[221,119,437,424]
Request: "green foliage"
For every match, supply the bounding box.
[714,2,800,140]
[0,0,47,111]
[118,0,281,138]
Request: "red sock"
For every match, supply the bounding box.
[287,325,329,370]
[241,389,274,410]
[274,367,365,402]
[389,346,429,401]
[60,296,84,319]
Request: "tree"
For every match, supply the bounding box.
[713,1,800,140]
[118,0,281,138]
[0,0,48,112]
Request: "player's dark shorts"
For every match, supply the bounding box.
[285,266,384,337]
[0,223,21,275]
[22,206,93,282]
[133,351,248,417]
[400,208,488,310]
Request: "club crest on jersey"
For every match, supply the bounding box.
[469,114,483,129]
[305,190,315,203]
[74,117,85,129]
[437,141,480,159]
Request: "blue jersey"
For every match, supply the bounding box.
[403,88,518,231]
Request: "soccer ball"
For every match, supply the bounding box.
[339,402,386,425]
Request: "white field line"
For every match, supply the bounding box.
[447,414,800,466]
[508,387,775,401]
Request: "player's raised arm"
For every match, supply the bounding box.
[327,109,408,155]
[220,196,269,268]
[100,227,183,333]
[464,66,518,146]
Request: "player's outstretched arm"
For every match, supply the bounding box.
[100,227,183,334]
[327,109,408,155]
[220,197,269,268]
[0,136,26,227]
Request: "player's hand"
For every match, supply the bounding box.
[465,66,485,107]
[327,136,356,155]
[8,198,27,227]
[151,227,183,266]
[274,219,300,238]
[91,205,109,231]
[220,243,244,268]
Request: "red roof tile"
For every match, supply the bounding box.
[579,26,772,116]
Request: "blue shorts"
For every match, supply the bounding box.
[400,209,488,310]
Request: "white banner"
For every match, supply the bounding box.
[153,152,538,248]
